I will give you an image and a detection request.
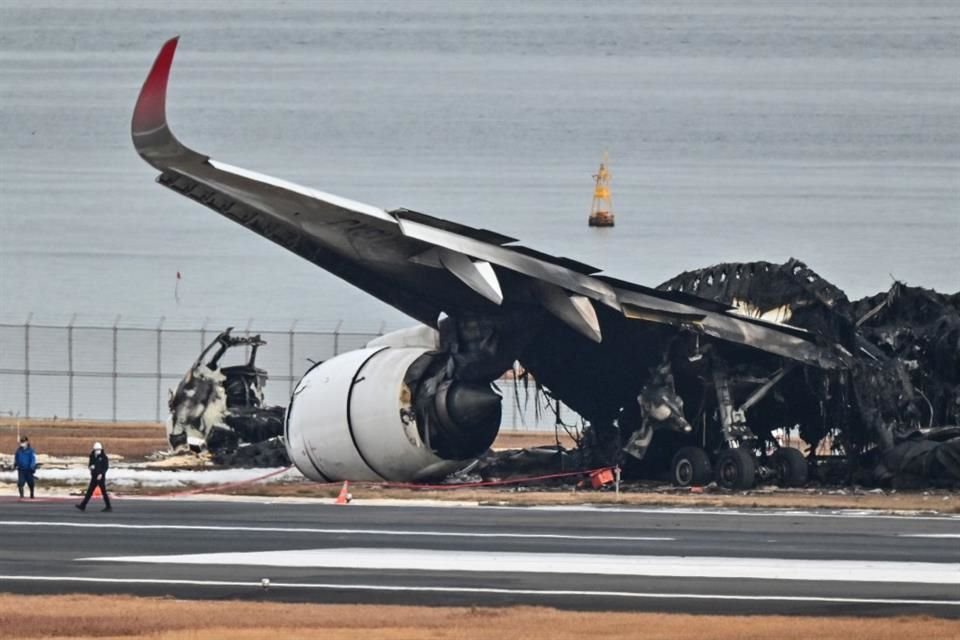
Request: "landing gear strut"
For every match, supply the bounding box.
[709,363,796,490]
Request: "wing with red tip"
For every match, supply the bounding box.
[130,38,849,369]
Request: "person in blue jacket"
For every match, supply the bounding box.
[14,436,37,499]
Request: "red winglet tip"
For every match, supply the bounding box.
[132,37,180,136]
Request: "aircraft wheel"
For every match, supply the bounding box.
[771,447,808,487]
[715,448,756,490]
[670,447,712,487]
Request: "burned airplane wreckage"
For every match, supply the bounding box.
[135,38,958,488]
[168,329,288,466]
[656,261,960,488]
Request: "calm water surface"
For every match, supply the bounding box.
[1,1,958,331]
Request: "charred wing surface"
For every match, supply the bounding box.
[137,38,951,485]
[168,328,287,466]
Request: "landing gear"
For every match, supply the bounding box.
[770,446,808,487]
[670,447,712,487]
[715,448,756,490]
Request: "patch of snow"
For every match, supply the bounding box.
[0,467,300,488]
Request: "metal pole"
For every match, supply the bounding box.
[24,313,32,418]
[155,316,165,422]
[288,319,298,396]
[112,315,120,422]
[200,316,209,351]
[67,313,76,420]
[333,320,342,356]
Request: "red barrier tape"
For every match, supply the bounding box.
[2,465,614,502]
[156,466,294,498]
[372,466,615,491]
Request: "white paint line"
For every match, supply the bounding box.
[82,547,960,585]
[0,521,671,543]
[499,505,960,521]
[900,534,960,539]
[0,575,957,607]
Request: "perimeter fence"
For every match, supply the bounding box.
[0,318,578,433]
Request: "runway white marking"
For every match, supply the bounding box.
[0,521,671,543]
[900,534,960,538]
[1,575,958,607]
[499,505,960,521]
[81,547,960,585]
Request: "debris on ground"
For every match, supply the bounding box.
[447,446,575,484]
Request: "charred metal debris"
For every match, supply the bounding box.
[634,259,959,488]
[167,329,288,467]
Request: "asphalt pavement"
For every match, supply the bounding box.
[0,497,958,616]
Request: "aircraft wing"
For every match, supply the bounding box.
[133,38,849,370]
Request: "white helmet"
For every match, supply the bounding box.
[93,442,103,451]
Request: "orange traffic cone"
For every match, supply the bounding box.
[334,481,351,505]
[92,485,102,498]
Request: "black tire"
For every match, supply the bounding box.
[670,447,712,487]
[771,447,808,487]
[715,448,756,490]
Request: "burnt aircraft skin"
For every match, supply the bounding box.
[852,283,960,428]
[136,38,869,486]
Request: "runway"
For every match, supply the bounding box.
[1,498,958,616]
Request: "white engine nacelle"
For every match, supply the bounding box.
[285,346,500,482]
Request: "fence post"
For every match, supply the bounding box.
[155,316,165,422]
[67,313,76,420]
[288,319,298,396]
[333,320,342,356]
[112,315,120,422]
[243,317,254,361]
[24,313,32,418]
[200,316,209,351]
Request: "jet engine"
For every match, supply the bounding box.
[285,346,502,482]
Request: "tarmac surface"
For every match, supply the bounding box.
[0,496,958,617]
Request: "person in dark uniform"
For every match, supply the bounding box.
[14,436,36,499]
[75,441,112,512]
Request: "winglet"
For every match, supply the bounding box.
[132,36,178,136]
[132,37,203,169]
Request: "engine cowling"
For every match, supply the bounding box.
[285,346,502,482]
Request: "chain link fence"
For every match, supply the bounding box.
[0,319,578,433]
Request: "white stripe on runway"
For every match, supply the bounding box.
[0,521,670,543]
[900,534,960,538]
[81,547,960,585]
[506,505,960,521]
[1,575,957,607]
